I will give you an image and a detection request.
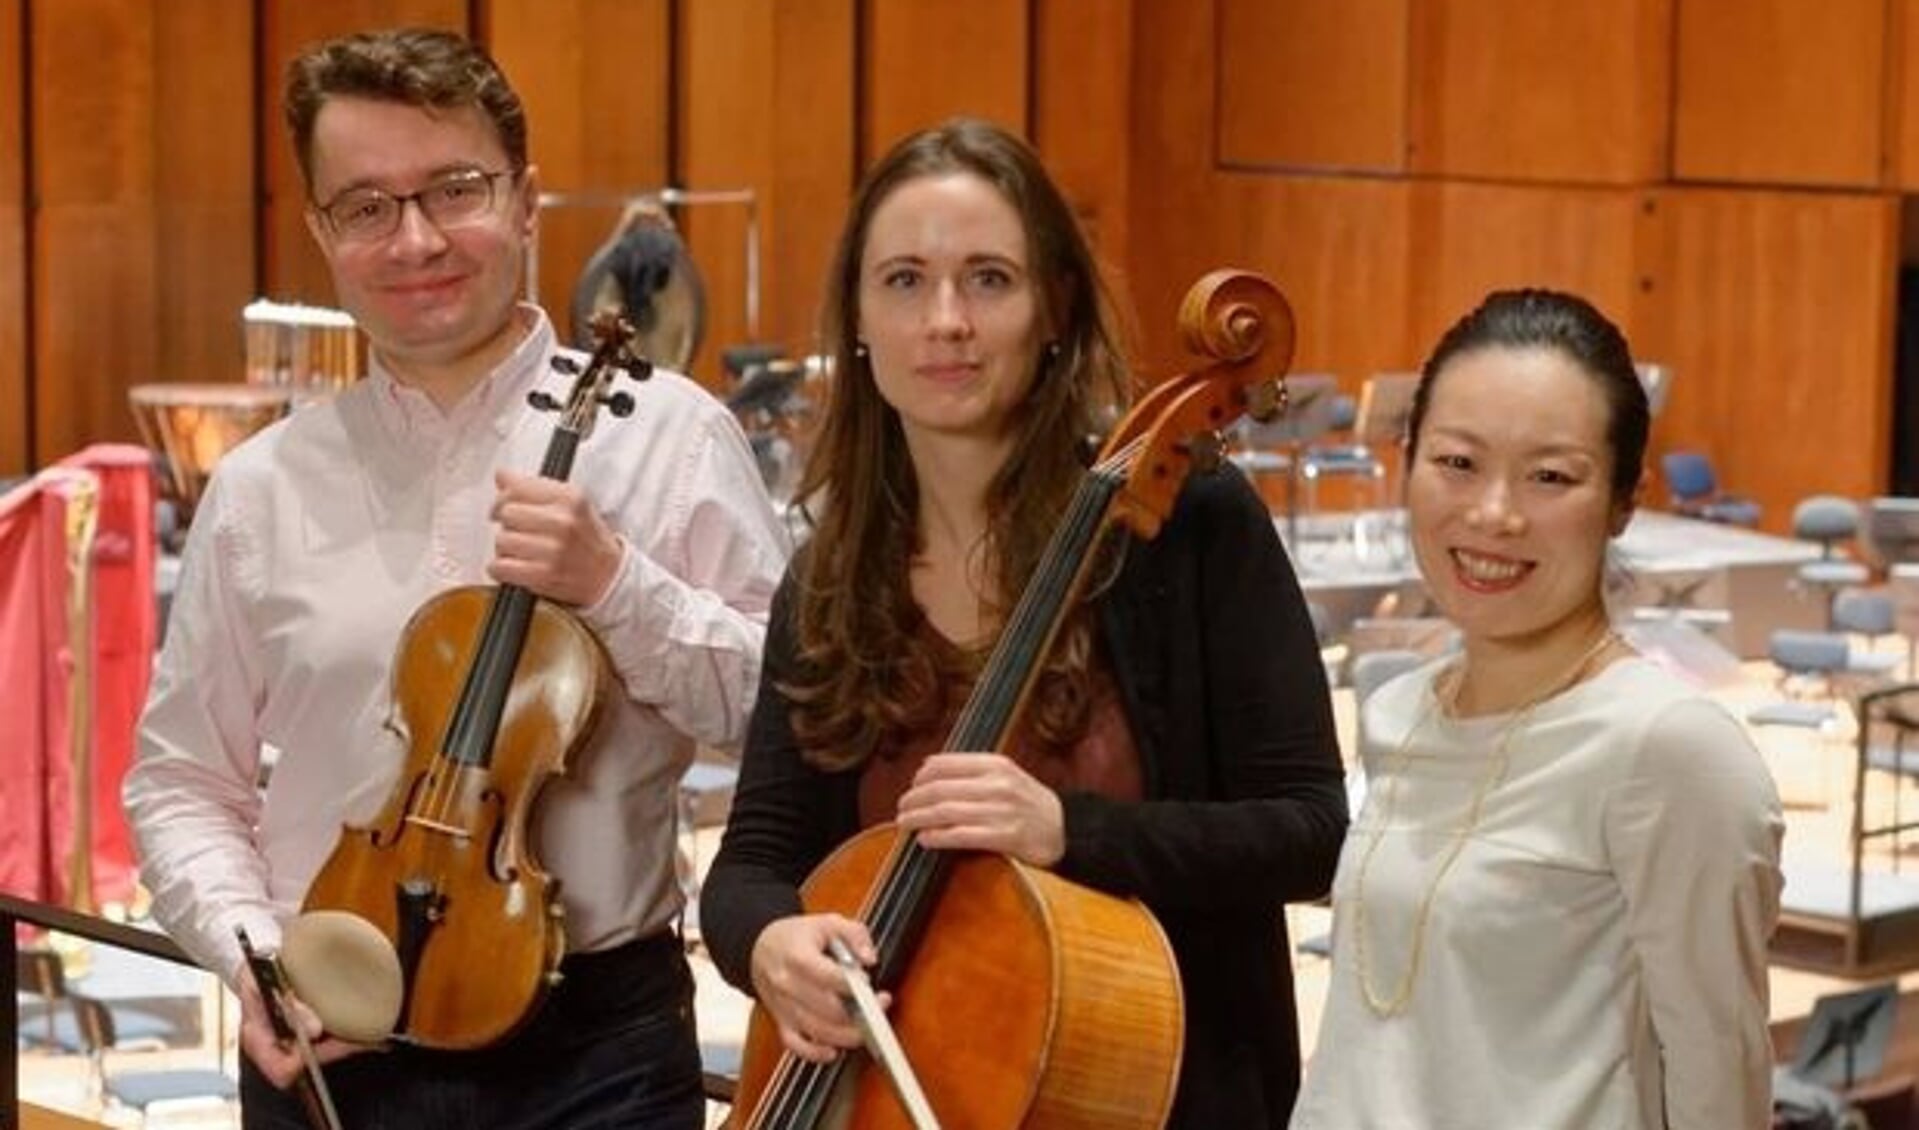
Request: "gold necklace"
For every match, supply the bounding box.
[1349,629,1622,1018]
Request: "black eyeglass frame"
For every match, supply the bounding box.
[312,167,522,241]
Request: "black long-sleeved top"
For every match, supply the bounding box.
[702,465,1348,1128]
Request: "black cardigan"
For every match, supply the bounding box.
[702,466,1348,1128]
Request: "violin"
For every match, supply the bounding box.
[298,312,649,1050]
[729,269,1296,1128]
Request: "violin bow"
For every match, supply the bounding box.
[238,927,345,1130]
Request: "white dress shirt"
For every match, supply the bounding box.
[124,307,788,982]
[1291,656,1783,1129]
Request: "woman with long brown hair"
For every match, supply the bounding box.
[701,118,1348,1127]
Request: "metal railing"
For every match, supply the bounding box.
[3,891,203,1124]
[4,893,739,1125]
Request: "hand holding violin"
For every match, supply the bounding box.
[488,469,623,606]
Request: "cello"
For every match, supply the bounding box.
[297,312,648,1050]
[729,269,1295,1129]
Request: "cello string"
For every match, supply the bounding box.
[865,466,1120,956]
[753,432,1152,1122]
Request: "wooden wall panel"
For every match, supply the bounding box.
[1035,0,1134,301]
[1126,0,1222,380]
[863,0,1028,162]
[32,0,159,461]
[1216,172,1416,381]
[1408,0,1671,184]
[1644,188,1896,529]
[485,0,668,359]
[674,0,855,368]
[1406,182,1649,353]
[1891,0,1919,190]
[1217,0,1409,174]
[678,0,772,376]
[154,1,255,387]
[260,0,470,306]
[0,0,23,474]
[767,0,856,355]
[1673,0,1885,188]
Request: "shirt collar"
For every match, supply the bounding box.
[367,304,555,441]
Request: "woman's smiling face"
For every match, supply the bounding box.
[1405,344,1631,648]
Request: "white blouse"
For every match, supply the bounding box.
[1292,656,1783,1129]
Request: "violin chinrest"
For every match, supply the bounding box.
[282,909,405,1044]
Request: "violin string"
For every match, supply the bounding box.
[425,591,516,827]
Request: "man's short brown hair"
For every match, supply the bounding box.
[284,27,527,190]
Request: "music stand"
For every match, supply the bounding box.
[1356,373,1419,449]
[1792,981,1899,1090]
[1234,374,1341,550]
[1865,497,1919,569]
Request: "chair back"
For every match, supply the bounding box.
[69,994,119,1053]
[1771,629,1852,675]
[1835,590,1897,638]
[1661,451,1716,503]
[16,948,64,997]
[1793,495,1862,555]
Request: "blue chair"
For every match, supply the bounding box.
[1749,630,1852,729]
[1794,496,1871,628]
[1834,590,1904,679]
[15,947,181,1055]
[70,993,236,1124]
[1662,451,1760,526]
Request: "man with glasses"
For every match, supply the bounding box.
[124,27,787,1129]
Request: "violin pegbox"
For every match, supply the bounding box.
[531,310,652,439]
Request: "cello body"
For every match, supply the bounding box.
[731,825,1184,1129]
[300,583,609,1049]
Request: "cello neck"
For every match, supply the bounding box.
[863,463,1124,987]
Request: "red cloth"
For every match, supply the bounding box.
[56,444,155,907]
[0,445,153,910]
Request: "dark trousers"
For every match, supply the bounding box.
[241,932,704,1130]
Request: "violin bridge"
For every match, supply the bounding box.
[402,814,473,839]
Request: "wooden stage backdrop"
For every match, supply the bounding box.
[0,0,1910,533]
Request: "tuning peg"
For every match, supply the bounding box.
[622,356,655,383]
[1180,430,1224,474]
[1245,379,1284,424]
[602,392,635,418]
[527,391,562,412]
[550,355,581,376]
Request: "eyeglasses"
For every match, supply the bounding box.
[314,168,517,242]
